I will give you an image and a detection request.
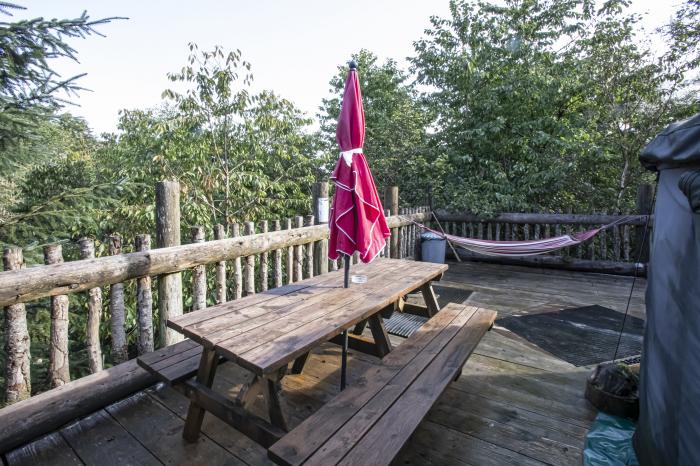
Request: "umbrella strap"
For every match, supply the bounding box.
[340,148,363,166]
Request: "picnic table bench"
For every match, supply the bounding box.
[268,302,496,465]
[138,258,448,448]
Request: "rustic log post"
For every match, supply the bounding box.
[384,208,391,257]
[213,225,227,304]
[273,220,283,288]
[313,182,329,276]
[285,218,294,283]
[108,235,128,364]
[294,216,304,281]
[244,221,256,295]
[636,184,653,263]
[305,215,314,278]
[600,221,608,261]
[231,223,243,299]
[386,186,399,258]
[399,208,406,258]
[406,208,415,259]
[191,226,206,310]
[3,247,30,403]
[156,180,183,346]
[135,235,154,355]
[44,244,70,387]
[78,238,103,372]
[260,220,269,291]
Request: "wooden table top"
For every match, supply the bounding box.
[168,258,448,376]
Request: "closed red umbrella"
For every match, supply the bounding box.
[328,60,390,389]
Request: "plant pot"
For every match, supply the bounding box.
[585,370,640,420]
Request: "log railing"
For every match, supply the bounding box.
[0,212,429,309]
[434,211,652,275]
[433,184,654,276]
[0,179,428,410]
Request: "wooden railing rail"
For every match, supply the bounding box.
[0,211,429,308]
[435,212,651,226]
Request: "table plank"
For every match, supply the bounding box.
[169,269,354,333]
[220,262,447,375]
[198,260,412,350]
[213,261,417,355]
[182,272,348,341]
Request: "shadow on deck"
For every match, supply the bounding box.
[2,262,646,466]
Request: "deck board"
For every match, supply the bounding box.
[61,409,161,466]
[4,432,83,466]
[1,262,646,466]
[107,391,248,465]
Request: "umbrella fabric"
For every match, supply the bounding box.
[328,66,390,263]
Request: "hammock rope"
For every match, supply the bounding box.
[414,215,641,258]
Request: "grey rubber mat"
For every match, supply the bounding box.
[383,312,428,338]
[384,285,473,338]
[497,305,644,366]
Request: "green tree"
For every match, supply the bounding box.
[0,113,125,255]
[663,0,700,79]
[0,3,119,149]
[411,0,698,213]
[318,50,435,206]
[97,44,320,239]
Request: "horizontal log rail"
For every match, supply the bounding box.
[0,211,429,308]
[0,359,157,454]
[435,211,651,226]
[451,249,646,276]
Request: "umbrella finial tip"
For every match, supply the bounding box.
[348,59,358,70]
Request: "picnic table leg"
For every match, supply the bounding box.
[237,368,289,431]
[264,367,289,431]
[420,283,440,317]
[183,348,219,442]
[290,353,310,374]
[367,314,392,357]
[236,374,265,407]
[352,320,368,335]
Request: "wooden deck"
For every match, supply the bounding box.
[2,261,646,466]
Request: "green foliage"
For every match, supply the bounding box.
[0,114,131,259]
[411,0,698,213]
[663,0,700,77]
[97,44,319,240]
[0,3,120,149]
[318,50,435,206]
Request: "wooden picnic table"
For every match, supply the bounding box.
[150,258,447,447]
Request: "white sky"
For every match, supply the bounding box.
[17,0,681,135]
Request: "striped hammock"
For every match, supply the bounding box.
[416,217,636,257]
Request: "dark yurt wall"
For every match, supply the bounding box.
[636,113,700,466]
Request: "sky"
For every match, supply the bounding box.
[17,0,681,135]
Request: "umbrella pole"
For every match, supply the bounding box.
[341,255,350,390]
